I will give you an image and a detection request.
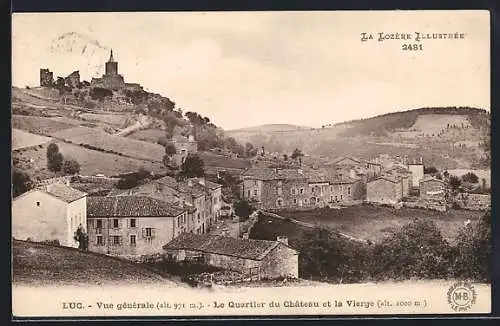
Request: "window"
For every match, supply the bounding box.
[145,228,153,237]
[130,219,136,228]
[247,190,251,197]
[276,199,283,207]
[341,195,343,200]
[335,196,338,201]
[113,219,119,228]
[300,188,304,194]
[130,235,136,246]
[96,219,102,229]
[112,236,121,245]
[253,189,257,196]
[96,235,103,245]
[291,188,296,195]
[293,199,297,204]
[36,201,40,207]
[348,187,351,195]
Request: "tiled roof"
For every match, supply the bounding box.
[330,175,358,184]
[331,156,361,165]
[420,175,445,184]
[163,233,297,260]
[87,196,185,218]
[242,167,308,181]
[368,176,400,184]
[187,177,222,190]
[39,183,87,203]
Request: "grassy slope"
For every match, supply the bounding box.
[13,141,164,179]
[12,240,180,286]
[253,206,484,244]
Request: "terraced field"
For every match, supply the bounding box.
[12,115,78,135]
[51,126,165,162]
[13,141,165,179]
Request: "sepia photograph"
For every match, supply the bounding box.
[11,10,491,317]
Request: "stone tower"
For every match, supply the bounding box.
[105,49,118,75]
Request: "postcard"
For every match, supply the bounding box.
[11,10,491,318]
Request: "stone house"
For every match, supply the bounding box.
[241,167,362,210]
[86,195,187,258]
[419,175,446,201]
[108,176,222,235]
[384,167,413,197]
[171,135,198,167]
[12,182,87,247]
[407,163,424,188]
[366,176,403,205]
[163,233,299,278]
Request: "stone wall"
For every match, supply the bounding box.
[454,193,491,211]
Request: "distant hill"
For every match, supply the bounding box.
[228,124,313,133]
[334,107,490,137]
[226,107,490,169]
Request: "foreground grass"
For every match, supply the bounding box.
[12,240,180,287]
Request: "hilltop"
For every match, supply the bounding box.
[226,107,490,170]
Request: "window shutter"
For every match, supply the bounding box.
[102,236,106,245]
[152,228,157,238]
[142,228,146,238]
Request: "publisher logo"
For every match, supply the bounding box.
[447,281,477,312]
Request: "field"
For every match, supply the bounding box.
[51,126,165,162]
[198,151,251,170]
[79,113,129,128]
[13,141,165,178]
[12,115,78,135]
[12,129,52,150]
[411,114,471,135]
[12,240,179,286]
[273,205,485,243]
[127,128,165,143]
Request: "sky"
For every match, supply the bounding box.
[12,11,490,130]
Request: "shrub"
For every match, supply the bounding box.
[62,158,81,175]
[450,211,491,282]
[370,219,452,280]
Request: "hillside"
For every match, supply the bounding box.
[227,107,490,169]
[335,107,490,137]
[12,240,181,286]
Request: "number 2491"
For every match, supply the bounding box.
[402,44,423,51]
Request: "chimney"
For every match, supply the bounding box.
[65,179,70,187]
[420,157,423,164]
[199,177,205,186]
[277,236,288,246]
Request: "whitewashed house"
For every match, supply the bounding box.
[12,182,87,247]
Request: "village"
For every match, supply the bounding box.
[12,49,491,287]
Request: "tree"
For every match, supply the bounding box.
[62,158,80,175]
[48,152,64,173]
[233,199,255,221]
[371,219,452,280]
[47,143,59,160]
[451,211,491,281]
[165,142,177,156]
[462,172,479,184]
[449,175,462,193]
[179,154,205,178]
[423,166,438,174]
[291,148,304,165]
[12,169,34,197]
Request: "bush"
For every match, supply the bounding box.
[62,158,81,175]
[370,219,452,280]
[450,211,490,282]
